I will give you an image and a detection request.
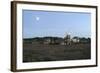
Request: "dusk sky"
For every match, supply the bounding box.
[22,10,91,38]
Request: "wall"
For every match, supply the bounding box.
[0,0,99,73]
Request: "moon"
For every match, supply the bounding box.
[36,16,40,21]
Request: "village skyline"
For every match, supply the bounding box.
[23,36,91,39]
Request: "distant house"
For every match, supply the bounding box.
[43,37,64,45]
[54,38,65,45]
[43,37,51,44]
[72,37,80,43]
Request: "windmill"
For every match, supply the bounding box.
[64,32,71,45]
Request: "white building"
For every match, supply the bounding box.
[72,37,80,43]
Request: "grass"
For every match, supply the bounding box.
[23,43,91,62]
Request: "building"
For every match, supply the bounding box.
[72,37,80,43]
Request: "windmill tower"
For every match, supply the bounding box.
[64,32,71,45]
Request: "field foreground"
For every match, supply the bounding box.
[23,43,91,62]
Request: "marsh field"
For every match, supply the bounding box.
[23,43,91,62]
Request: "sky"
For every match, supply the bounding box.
[22,10,91,38]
